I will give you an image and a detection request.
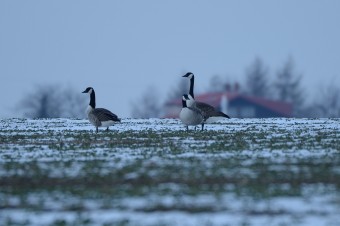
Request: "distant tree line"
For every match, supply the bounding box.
[16,57,340,118]
[244,56,305,116]
[238,56,339,117]
[131,56,340,118]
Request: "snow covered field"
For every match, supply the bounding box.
[0,118,339,226]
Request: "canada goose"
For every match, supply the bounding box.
[82,87,120,133]
[179,94,204,131]
[182,72,230,124]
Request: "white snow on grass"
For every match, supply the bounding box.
[1,194,340,226]
[0,118,339,226]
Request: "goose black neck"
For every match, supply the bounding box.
[182,98,187,108]
[89,90,96,109]
[189,76,195,99]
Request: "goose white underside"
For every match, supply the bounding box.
[205,116,229,123]
[100,120,117,127]
[179,108,203,126]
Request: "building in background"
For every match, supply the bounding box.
[164,84,292,118]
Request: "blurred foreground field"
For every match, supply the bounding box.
[0,118,339,226]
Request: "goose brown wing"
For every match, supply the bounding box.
[93,108,121,122]
[196,101,215,112]
[196,102,215,118]
[196,101,230,119]
[188,106,203,116]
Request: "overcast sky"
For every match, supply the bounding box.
[1,0,339,118]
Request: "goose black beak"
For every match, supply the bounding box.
[82,90,87,93]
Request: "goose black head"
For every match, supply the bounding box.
[82,87,96,108]
[182,72,194,79]
[82,87,94,94]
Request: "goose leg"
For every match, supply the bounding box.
[106,127,109,131]
[96,127,98,133]
[201,123,204,131]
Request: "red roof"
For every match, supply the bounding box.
[237,95,292,117]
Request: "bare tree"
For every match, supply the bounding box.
[275,57,304,116]
[18,84,84,118]
[313,82,340,117]
[165,78,188,103]
[130,85,161,118]
[208,75,226,92]
[245,57,271,98]
[60,86,87,118]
